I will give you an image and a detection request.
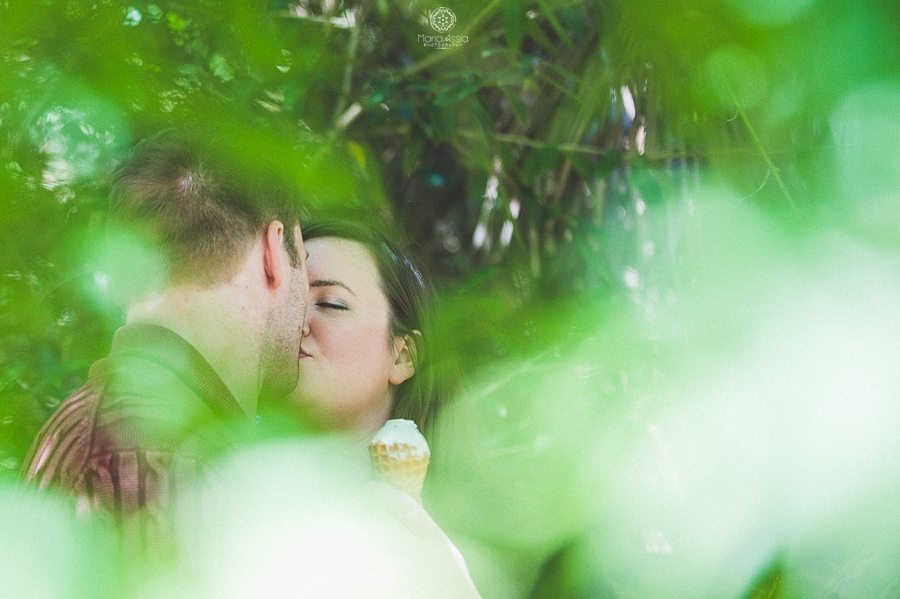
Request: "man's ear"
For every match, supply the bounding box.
[389,332,419,385]
[263,220,286,289]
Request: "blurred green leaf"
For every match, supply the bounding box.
[209,53,235,82]
[166,10,188,32]
[503,0,525,51]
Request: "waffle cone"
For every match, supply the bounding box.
[369,441,430,500]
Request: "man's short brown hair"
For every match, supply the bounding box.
[110,129,301,285]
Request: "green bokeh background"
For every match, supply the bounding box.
[2,1,899,596]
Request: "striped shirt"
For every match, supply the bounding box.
[21,323,248,557]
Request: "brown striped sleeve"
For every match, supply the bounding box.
[21,385,99,492]
[22,382,211,559]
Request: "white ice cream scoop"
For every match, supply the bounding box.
[369,419,430,501]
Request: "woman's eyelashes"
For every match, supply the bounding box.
[315,299,349,311]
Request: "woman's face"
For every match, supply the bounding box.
[291,237,413,434]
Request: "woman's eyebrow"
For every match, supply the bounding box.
[310,279,355,295]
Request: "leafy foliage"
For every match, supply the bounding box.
[2,0,899,595]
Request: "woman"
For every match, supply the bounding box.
[255,217,480,596]
[288,218,448,438]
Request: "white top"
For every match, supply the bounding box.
[370,419,430,459]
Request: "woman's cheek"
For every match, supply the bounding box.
[322,324,370,368]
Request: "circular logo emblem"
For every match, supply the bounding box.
[429,7,457,33]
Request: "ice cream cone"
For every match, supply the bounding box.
[369,419,430,501]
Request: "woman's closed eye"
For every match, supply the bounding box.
[316,300,349,311]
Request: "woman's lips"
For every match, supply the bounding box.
[299,347,312,359]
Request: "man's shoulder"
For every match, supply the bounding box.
[20,374,204,520]
[21,382,102,489]
[20,327,245,519]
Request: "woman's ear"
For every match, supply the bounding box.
[389,331,419,385]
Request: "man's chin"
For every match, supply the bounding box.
[259,363,299,404]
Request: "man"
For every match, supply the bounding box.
[21,130,309,556]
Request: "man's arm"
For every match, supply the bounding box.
[21,385,97,491]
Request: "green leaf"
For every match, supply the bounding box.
[165,11,188,32]
[434,76,481,107]
[209,54,235,82]
[522,147,559,186]
[146,3,163,22]
[504,0,525,52]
